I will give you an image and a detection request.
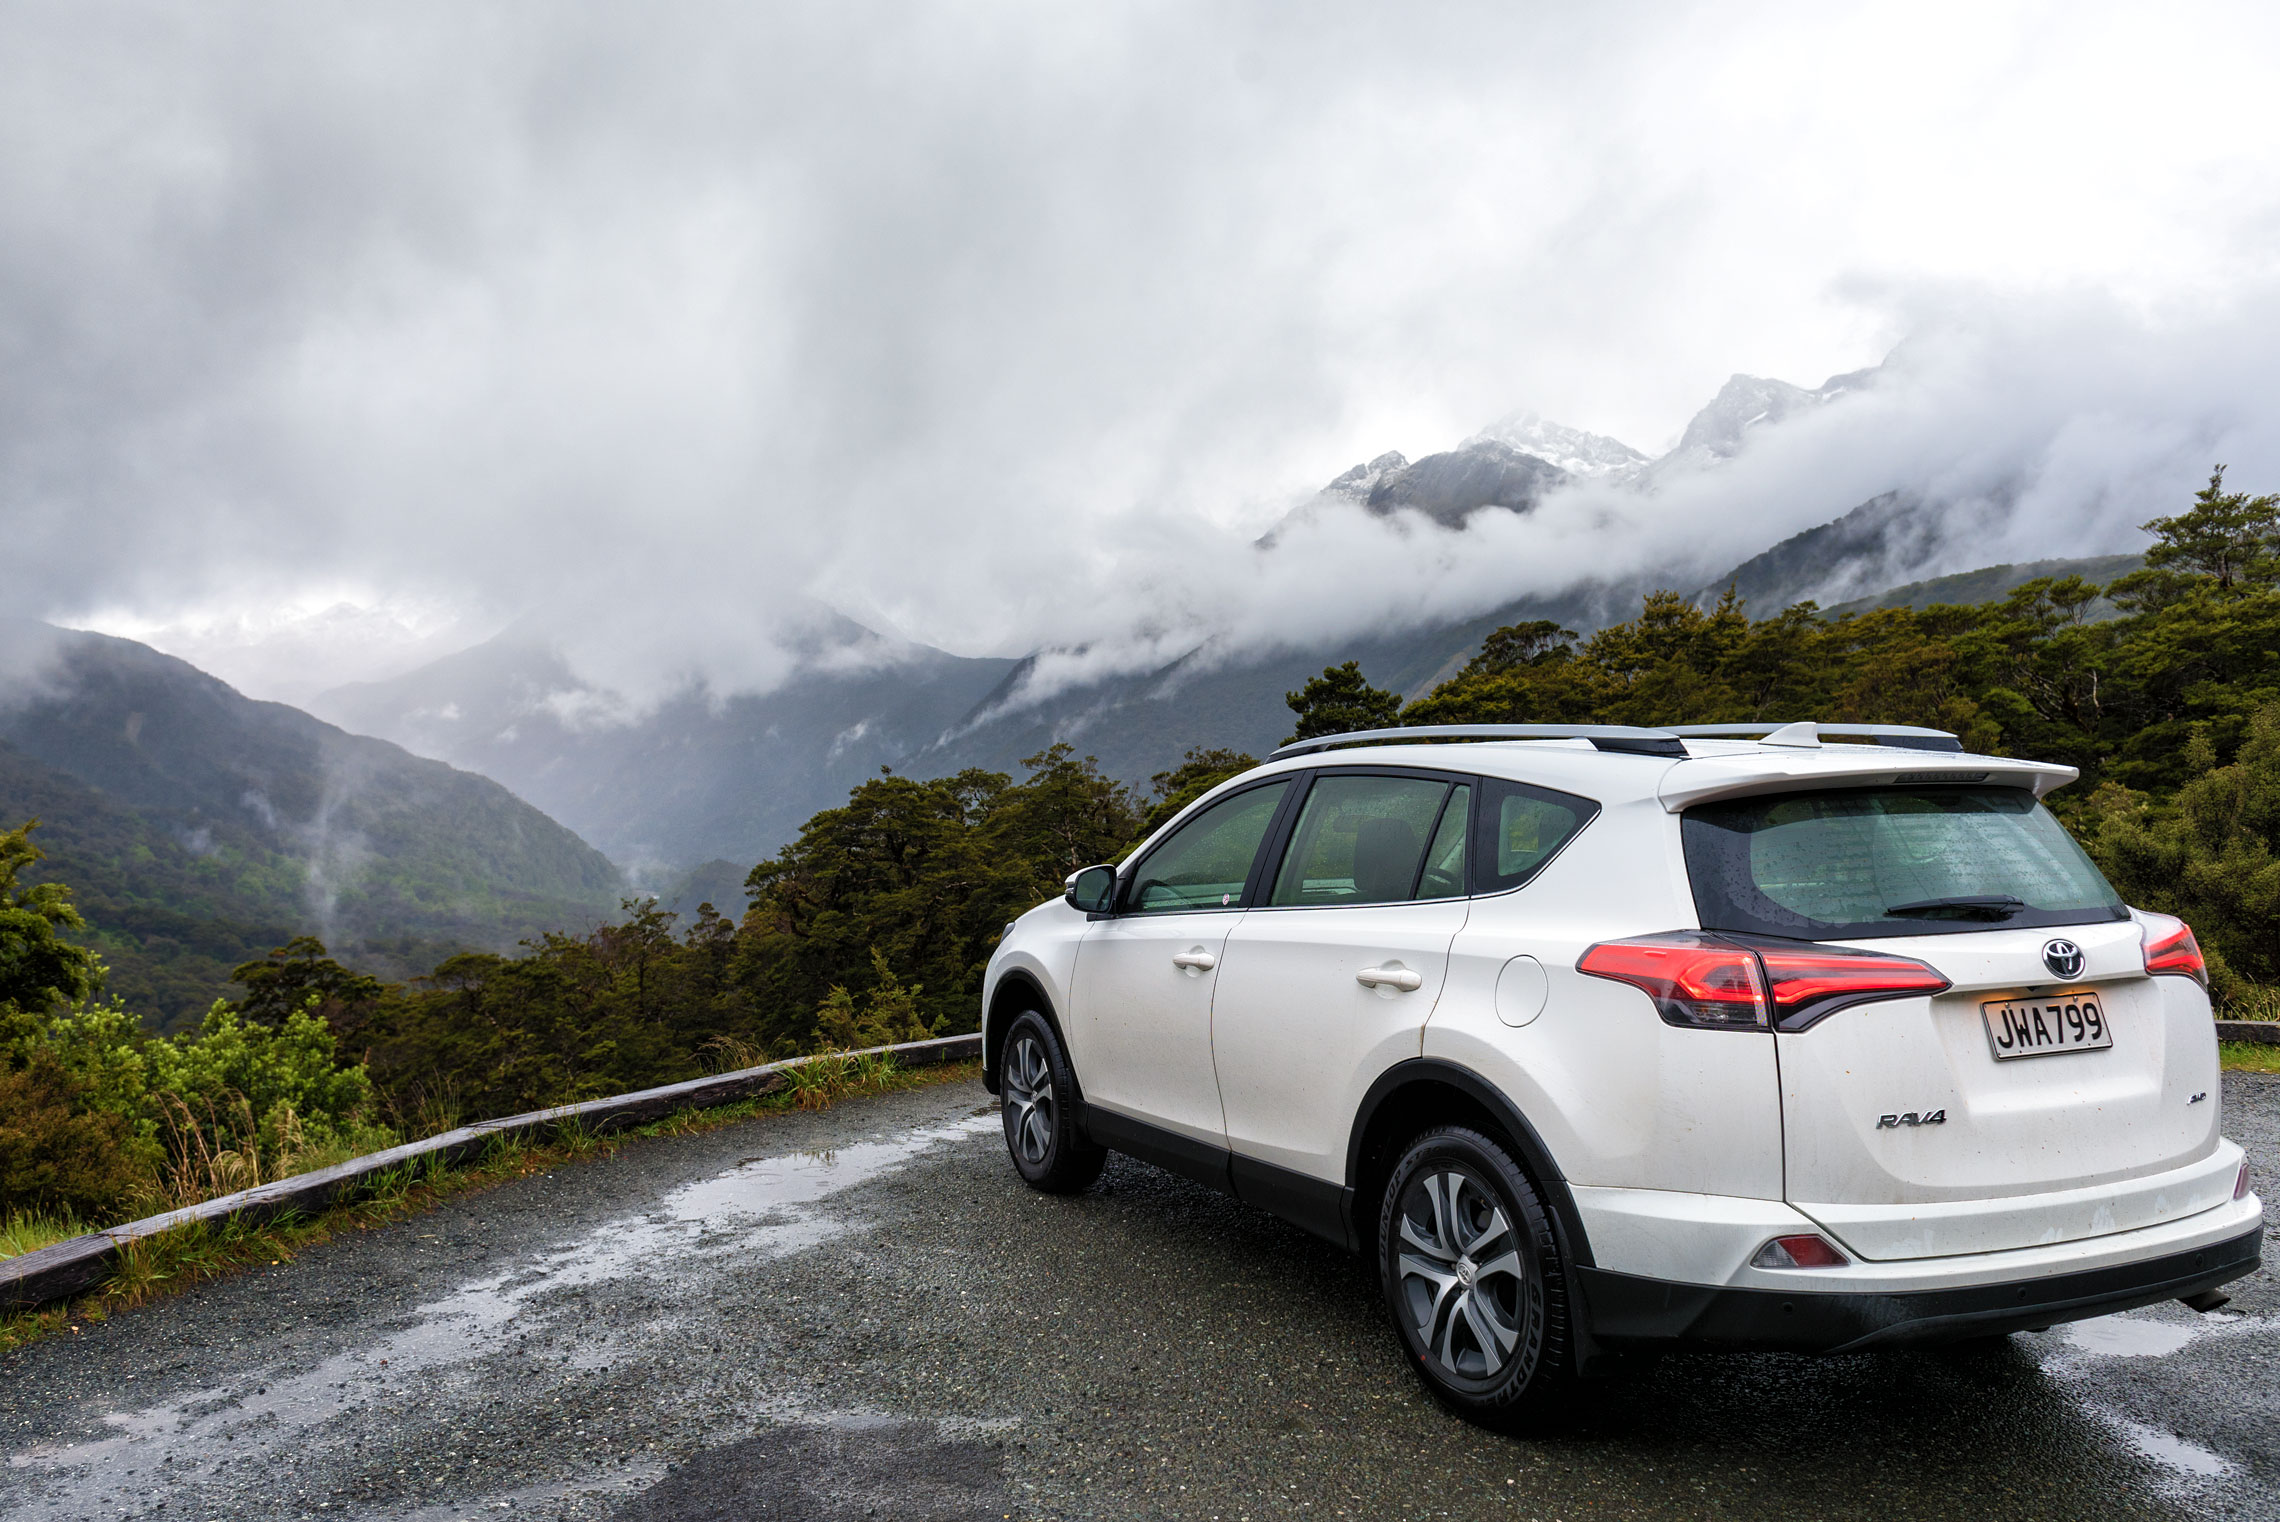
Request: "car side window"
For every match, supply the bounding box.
[1473,776,1598,894]
[1416,784,1470,900]
[1124,781,1291,913]
[1268,774,1454,907]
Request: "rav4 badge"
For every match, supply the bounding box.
[1876,1110,1947,1129]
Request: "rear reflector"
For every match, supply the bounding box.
[1577,933,1768,1029]
[1750,1234,1849,1269]
[2239,1160,2254,1201]
[1579,932,1947,1032]
[2141,913,2209,986]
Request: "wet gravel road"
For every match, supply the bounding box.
[2,1075,2275,1522]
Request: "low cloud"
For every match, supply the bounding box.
[5,4,2277,715]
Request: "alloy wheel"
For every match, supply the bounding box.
[1003,1033,1055,1165]
[1394,1166,1528,1382]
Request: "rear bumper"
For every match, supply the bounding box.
[1580,1219,2263,1353]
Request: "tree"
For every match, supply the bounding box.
[228,936,385,1029]
[2112,466,2280,609]
[1133,747,1259,842]
[2083,705,2280,996]
[1285,661,1403,743]
[0,821,103,1035]
[986,746,1139,885]
[812,949,935,1050]
[1469,620,1576,675]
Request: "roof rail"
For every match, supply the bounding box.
[1265,721,1968,762]
[1661,722,1964,753]
[1267,724,1688,761]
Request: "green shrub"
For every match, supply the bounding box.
[0,1057,151,1220]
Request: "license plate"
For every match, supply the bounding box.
[1981,991,2112,1060]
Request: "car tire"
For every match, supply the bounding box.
[998,1011,1107,1195]
[1378,1125,1574,1426]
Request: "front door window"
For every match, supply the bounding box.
[1128,782,1289,912]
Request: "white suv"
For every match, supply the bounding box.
[979,722,2264,1425]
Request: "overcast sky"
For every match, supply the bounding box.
[8,2,2280,703]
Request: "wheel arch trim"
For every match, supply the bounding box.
[1346,1059,1596,1269]
[982,967,1072,1100]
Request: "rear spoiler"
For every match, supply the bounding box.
[1656,750,2078,812]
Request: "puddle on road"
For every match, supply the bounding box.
[2109,1414,2233,1479]
[0,1112,1001,1519]
[2062,1314,2202,1359]
[2027,1308,2280,1499]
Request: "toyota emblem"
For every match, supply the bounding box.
[2042,939,2085,980]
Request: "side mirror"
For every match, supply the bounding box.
[1064,864,1118,915]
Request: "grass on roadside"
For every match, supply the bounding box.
[0,1214,80,1262]
[2221,1040,2280,1074]
[0,1056,982,1356]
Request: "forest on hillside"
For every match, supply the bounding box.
[6,467,2280,1227]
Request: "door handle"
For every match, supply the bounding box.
[1357,966,1423,992]
[1172,950,1217,971]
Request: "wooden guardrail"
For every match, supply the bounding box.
[2217,1020,2280,1046]
[0,1032,983,1314]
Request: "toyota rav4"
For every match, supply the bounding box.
[978,721,2264,1426]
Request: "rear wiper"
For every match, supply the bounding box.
[1884,894,2027,920]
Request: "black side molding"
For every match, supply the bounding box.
[1229,1153,1356,1251]
[1082,1107,1232,1193]
[1079,1109,1357,1250]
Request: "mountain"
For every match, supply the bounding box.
[1336,439,1573,528]
[1644,368,1876,481]
[305,361,2155,877]
[0,738,301,1028]
[312,620,1019,874]
[910,372,1910,786]
[1465,411,1651,479]
[0,620,623,1025]
[1693,490,1953,610]
[1281,368,1865,538]
[899,578,1638,789]
[1824,554,2146,618]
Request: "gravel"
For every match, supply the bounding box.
[0,1074,2274,1522]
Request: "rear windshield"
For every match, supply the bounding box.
[1682,787,2128,939]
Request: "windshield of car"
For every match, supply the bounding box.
[1682,786,2128,939]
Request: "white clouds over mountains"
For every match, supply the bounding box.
[5,3,2279,709]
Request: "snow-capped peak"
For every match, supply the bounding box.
[1464,411,1649,479]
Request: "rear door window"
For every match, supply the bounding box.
[1417,784,1470,900]
[1682,786,2128,939]
[1268,774,1459,906]
[1125,781,1290,913]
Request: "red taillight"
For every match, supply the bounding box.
[2141,913,2209,986]
[1750,1233,1849,1269]
[1752,942,1952,1032]
[1577,933,1768,1029]
[1579,932,1948,1032]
